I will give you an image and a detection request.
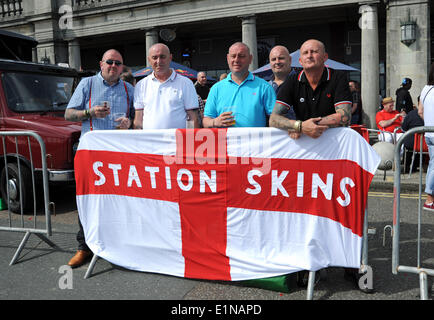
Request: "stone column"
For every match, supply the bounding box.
[359,2,379,129]
[68,39,81,70]
[145,28,159,66]
[241,15,258,71]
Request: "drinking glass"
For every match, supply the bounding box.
[223,105,236,126]
[111,112,126,129]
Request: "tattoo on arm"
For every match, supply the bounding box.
[321,103,351,127]
[270,104,297,131]
[273,103,289,117]
[65,108,85,122]
[335,103,352,126]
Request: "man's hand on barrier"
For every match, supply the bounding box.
[289,131,301,139]
[301,117,328,138]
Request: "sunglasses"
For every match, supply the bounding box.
[104,59,122,66]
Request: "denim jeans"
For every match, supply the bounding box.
[424,135,434,195]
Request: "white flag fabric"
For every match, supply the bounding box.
[75,127,380,281]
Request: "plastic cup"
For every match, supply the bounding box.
[111,112,126,129]
[223,106,236,126]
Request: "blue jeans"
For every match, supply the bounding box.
[425,136,434,195]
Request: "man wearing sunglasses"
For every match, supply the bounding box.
[66,49,134,130]
[65,48,135,268]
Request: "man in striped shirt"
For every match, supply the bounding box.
[65,49,134,268]
[65,49,134,134]
[269,39,352,139]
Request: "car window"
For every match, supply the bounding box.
[1,72,75,113]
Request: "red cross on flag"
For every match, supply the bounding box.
[75,127,380,281]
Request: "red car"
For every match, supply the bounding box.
[0,58,81,213]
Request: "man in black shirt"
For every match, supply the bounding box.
[401,106,424,172]
[395,77,414,114]
[268,45,296,120]
[269,39,352,139]
[269,39,372,293]
[349,80,362,125]
[194,71,210,102]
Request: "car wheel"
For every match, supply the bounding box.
[0,163,33,214]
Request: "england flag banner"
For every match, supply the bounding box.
[75,127,380,281]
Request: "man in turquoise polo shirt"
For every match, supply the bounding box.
[202,42,276,128]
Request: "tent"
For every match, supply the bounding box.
[133,61,214,81]
[253,49,359,80]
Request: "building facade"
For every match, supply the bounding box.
[0,0,431,128]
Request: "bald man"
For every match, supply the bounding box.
[195,71,209,102]
[268,45,296,119]
[270,39,352,139]
[269,40,370,292]
[65,48,135,268]
[269,45,292,91]
[203,42,275,128]
[133,43,199,129]
[65,49,134,133]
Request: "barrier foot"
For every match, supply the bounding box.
[34,233,60,250]
[84,254,99,279]
[9,231,31,266]
[9,231,60,266]
[306,271,316,300]
[419,272,429,300]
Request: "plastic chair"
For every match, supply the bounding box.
[350,124,369,143]
[408,133,429,177]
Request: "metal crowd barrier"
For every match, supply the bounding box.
[393,126,434,300]
[81,128,374,300]
[305,126,374,299]
[0,131,58,265]
[366,128,397,144]
[305,208,371,300]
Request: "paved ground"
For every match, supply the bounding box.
[0,167,433,309]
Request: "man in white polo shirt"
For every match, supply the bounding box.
[133,43,199,129]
